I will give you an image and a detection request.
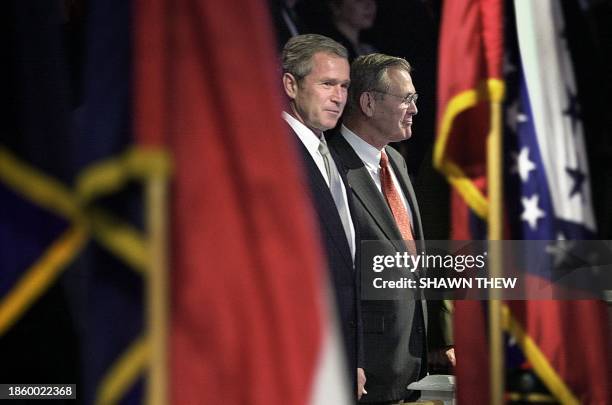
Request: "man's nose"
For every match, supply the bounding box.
[407,100,418,115]
[330,85,345,103]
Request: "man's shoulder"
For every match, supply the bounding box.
[324,126,342,144]
[384,144,407,167]
[384,145,416,189]
[325,127,350,156]
[325,128,363,169]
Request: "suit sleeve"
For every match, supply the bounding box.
[427,299,454,348]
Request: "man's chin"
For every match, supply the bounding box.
[391,131,411,142]
[400,127,412,140]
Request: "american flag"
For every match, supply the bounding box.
[503,2,610,404]
[505,0,596,242]
[436,0,611,403]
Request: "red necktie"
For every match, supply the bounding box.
[380,150,414,241]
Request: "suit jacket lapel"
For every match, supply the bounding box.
[330,134,407,251]
[294,135,353,268]
[349,169,404,241]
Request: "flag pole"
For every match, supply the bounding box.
[487,97,504,405]
[146,171,169,405]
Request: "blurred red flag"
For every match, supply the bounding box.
[435,1,504,403]
[435,0,504,235]
[133,1,347,404]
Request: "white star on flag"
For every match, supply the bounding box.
[512,147,536,182]
[521,194,546,230]
[545,234,575,267]
[517,113,528,123]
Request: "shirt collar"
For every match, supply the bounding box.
[282,111,322,155]
[340,124,382,169]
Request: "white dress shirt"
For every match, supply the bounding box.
[283,112,356,260]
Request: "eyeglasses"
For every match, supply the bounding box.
[371,90,418,105]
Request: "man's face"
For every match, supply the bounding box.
[285,52,350,133]
[371,68,418,144]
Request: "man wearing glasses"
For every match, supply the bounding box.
[328,53,454,404]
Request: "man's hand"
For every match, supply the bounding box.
[428,346,456,372]
[357,368,367,399]
[445,347,456,367]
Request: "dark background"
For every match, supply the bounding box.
[1,1,611,403]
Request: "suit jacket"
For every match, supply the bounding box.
[286,124,364,387]
[328,131,428,403]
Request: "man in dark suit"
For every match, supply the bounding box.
[328,53,454,404]
[280,34,365,400]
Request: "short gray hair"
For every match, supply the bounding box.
[282,34,348,81]
[345,53,412,116]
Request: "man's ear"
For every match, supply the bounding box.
[282,73,298,99]
[359,92,375,117]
